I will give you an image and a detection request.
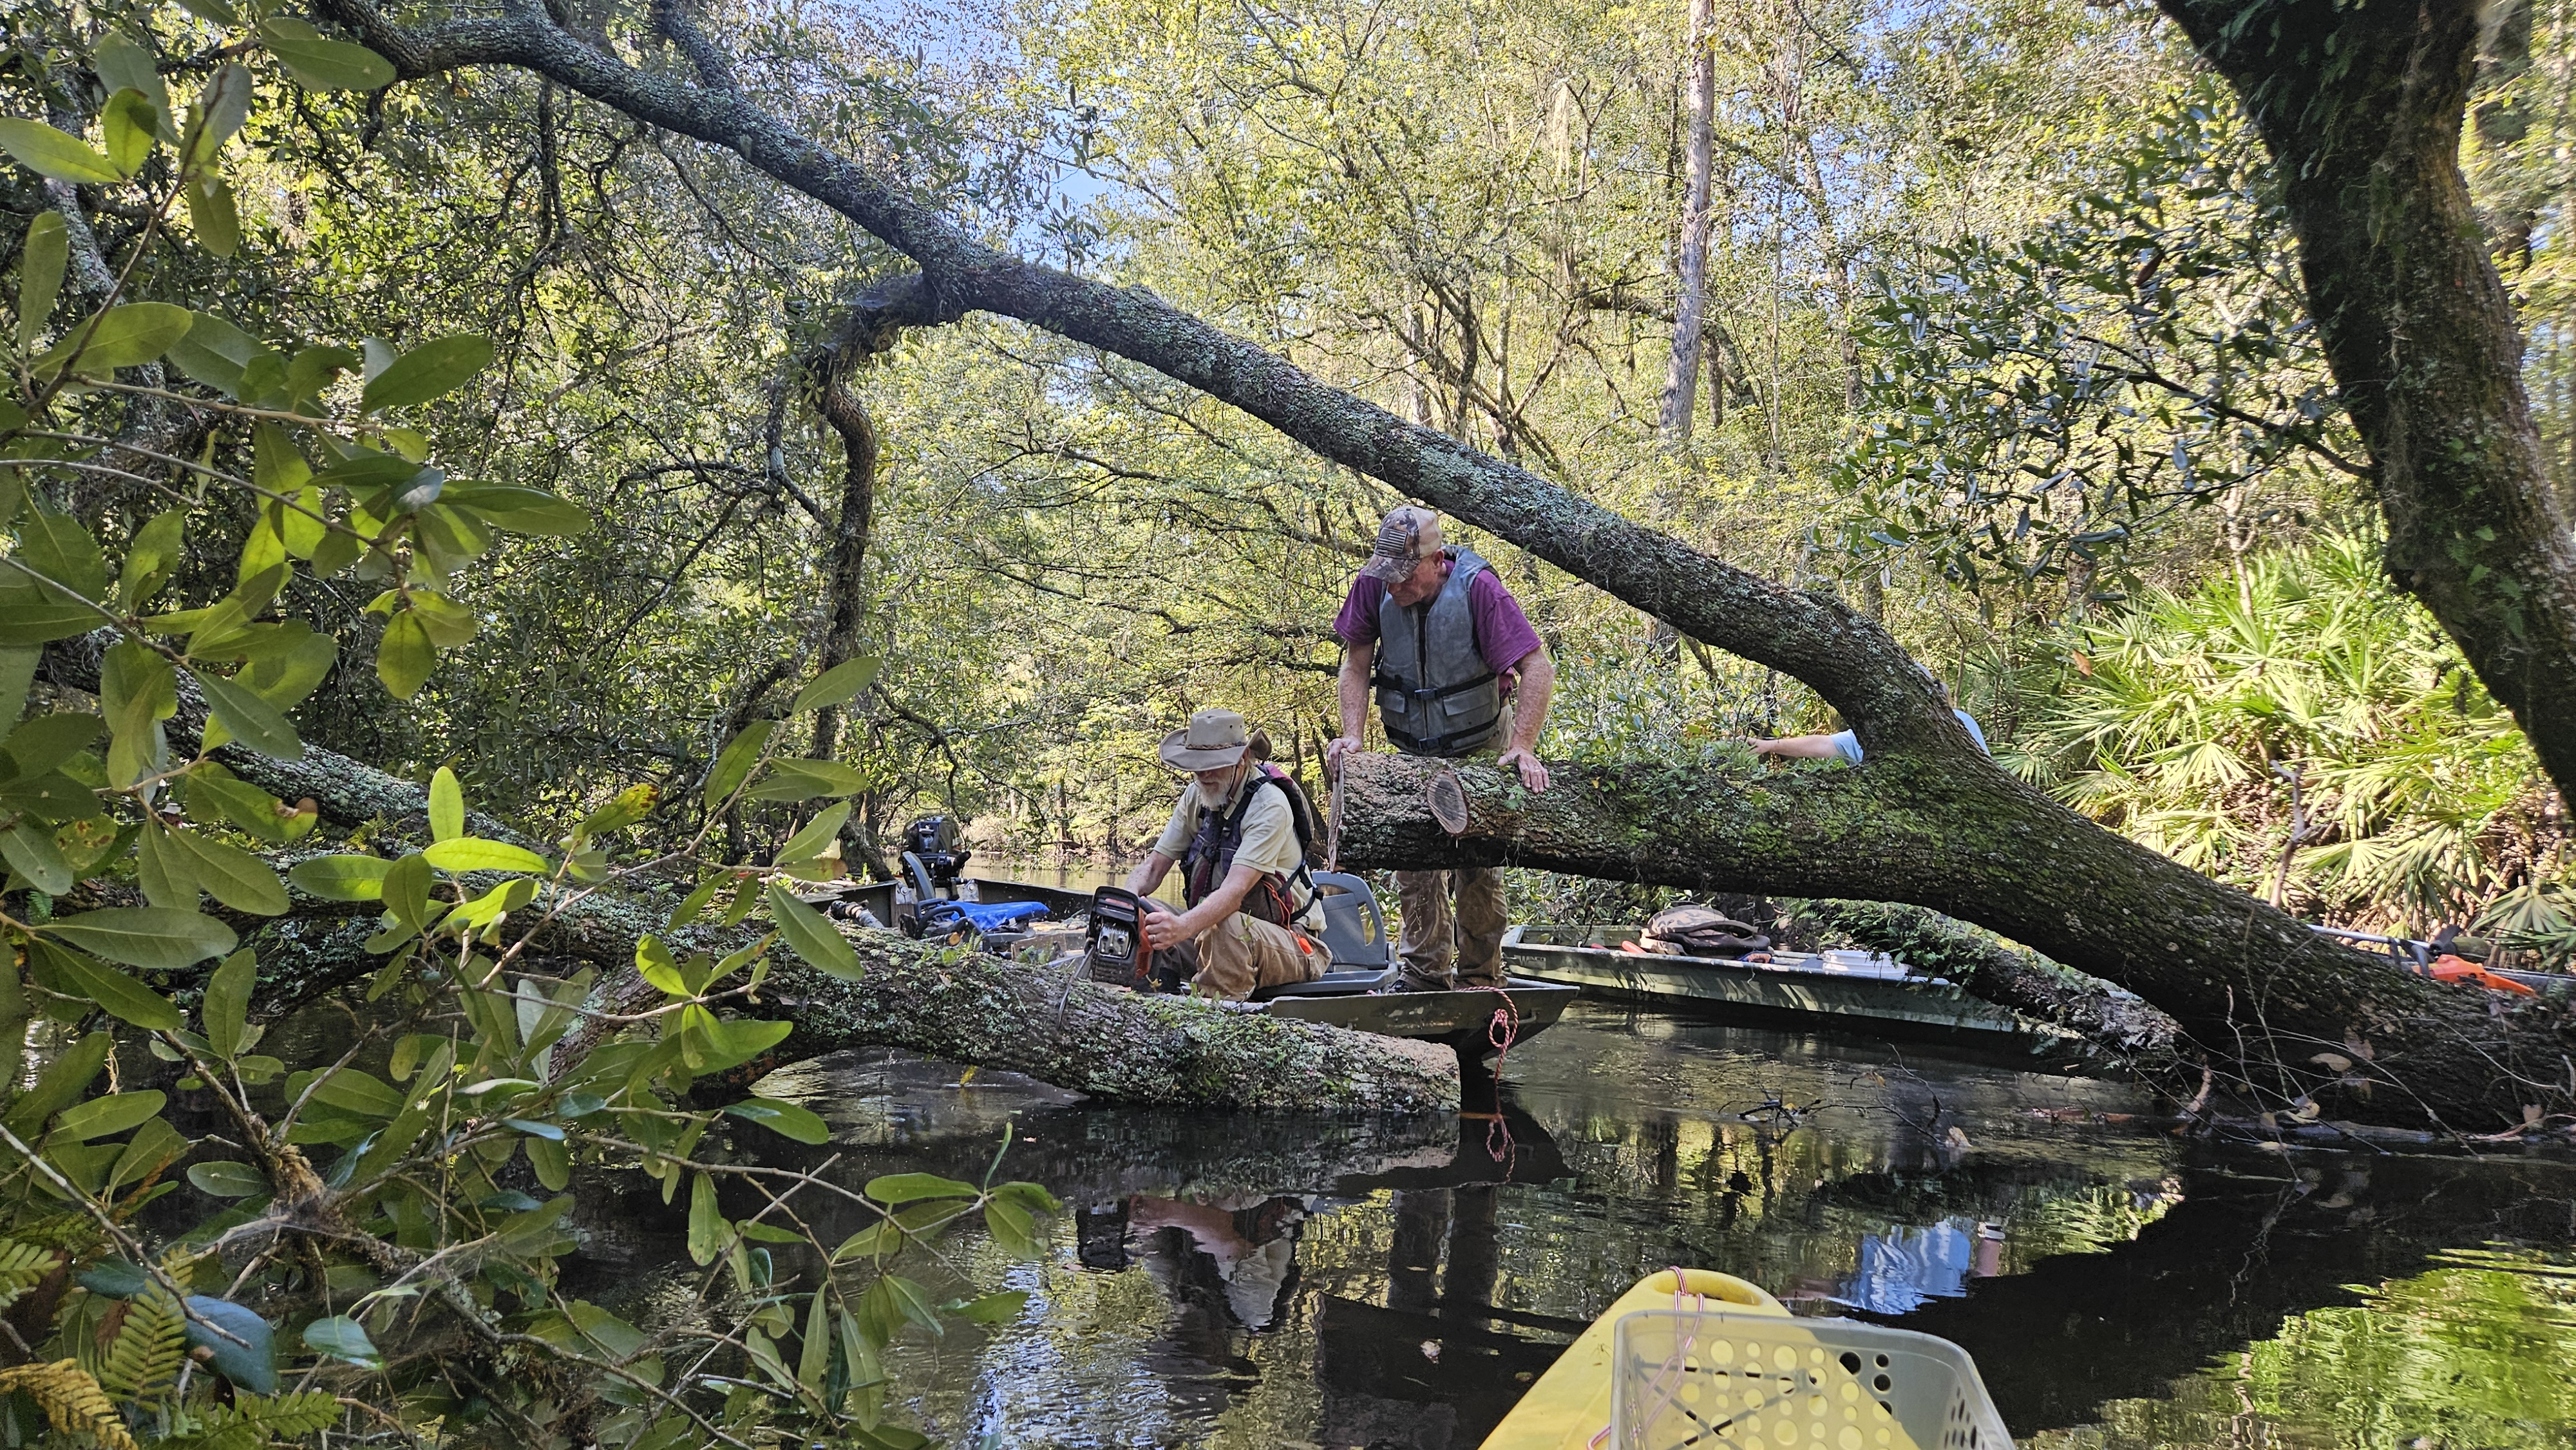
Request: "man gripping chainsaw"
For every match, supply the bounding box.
[1117,708,1327,999]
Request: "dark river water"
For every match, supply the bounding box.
[571,1001,2576,1450]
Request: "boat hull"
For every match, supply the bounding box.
[1260,978,1576,1055]
[1502,925,2042,1041]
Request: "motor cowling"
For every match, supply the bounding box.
[900,814,971,894]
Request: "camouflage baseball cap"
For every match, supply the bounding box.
[1358,506,1441,584]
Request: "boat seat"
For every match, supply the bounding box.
[1311,871,1394,970]
[1250,872,1399,999]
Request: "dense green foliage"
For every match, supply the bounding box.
[2007,535,2566,937]
[0,14,1054,1445]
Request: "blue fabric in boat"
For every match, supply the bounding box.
[922,900,1052,932]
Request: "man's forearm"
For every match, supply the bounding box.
[1754,735,1840,759]
[1173,862,1262,937]
[1509,649,1554,753]
[1339,644,1375,742]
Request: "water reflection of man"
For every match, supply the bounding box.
[1124,1194,1310,1332]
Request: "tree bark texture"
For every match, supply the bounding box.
[38,635,533,843]
[805,335,877,766]
[2157,0,2576,799]
[303,0,2576,1129]
[1657,0,1717,443]
[1334,751,2575,1129]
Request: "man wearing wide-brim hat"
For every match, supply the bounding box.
[1121,708,1327,999]
[1324,506,1555,993]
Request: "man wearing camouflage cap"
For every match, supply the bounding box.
[1325,507,1555,992]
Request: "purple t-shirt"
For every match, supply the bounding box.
[1333,556,1544,685]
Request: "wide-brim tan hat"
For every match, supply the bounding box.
[1159,708,1253,771]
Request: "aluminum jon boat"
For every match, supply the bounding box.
[1501,925,2050,1044]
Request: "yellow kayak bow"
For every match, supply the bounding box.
[1481,1270,2009,1450]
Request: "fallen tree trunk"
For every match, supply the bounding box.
[1338,752,2574,1130]
[1783,898,2182,1070]
[39,636,532,843]
[755,933,1461,1114]
[39,633,1458,1113]
[236,872,1461,1114]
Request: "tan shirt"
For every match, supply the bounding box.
[1153,768,1323,931]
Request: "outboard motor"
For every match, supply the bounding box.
[898,814,972,901]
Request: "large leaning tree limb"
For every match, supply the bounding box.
[1336,752,2570,1129]
[2155,0,2576,797]
[299,0,2575,1130]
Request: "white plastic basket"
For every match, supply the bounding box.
[1610,1310,2011,1450]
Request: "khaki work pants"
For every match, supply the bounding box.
[1394,706,1515,990]
[1178,912,1323,1000]
[1396,867,1508,988]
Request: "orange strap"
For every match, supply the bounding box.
[2425,954,2537,995]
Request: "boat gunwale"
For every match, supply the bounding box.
[1502,924,1971,990]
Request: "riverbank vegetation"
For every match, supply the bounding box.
[4,0,2576,1439]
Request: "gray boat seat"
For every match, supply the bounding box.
[1254,871,1398,999]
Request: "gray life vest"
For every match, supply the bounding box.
[1372,547,1504,757]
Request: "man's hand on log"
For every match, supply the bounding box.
[1324,734,1363,775]
[1496,748,1551,792]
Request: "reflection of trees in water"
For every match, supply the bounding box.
[747,1040,2576,1448]
[1899,1155,2576,1433]
[2035,1246,2576,1450]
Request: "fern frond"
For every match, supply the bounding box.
[0,1359,138,1450]
[0,1240,62,1312]
[97,1285,185,1404]
[162,1391,342,1450]
[230,1391,340,1435]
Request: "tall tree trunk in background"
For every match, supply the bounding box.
[806,330,889,879]
[2159,0,2576,804]
[1656,0,1717,444]
[807,348,876,765]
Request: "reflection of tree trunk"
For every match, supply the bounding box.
[1895,1156,2574,1431]
[1657,0,1716,443]
[1443,1185,1499,1310]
